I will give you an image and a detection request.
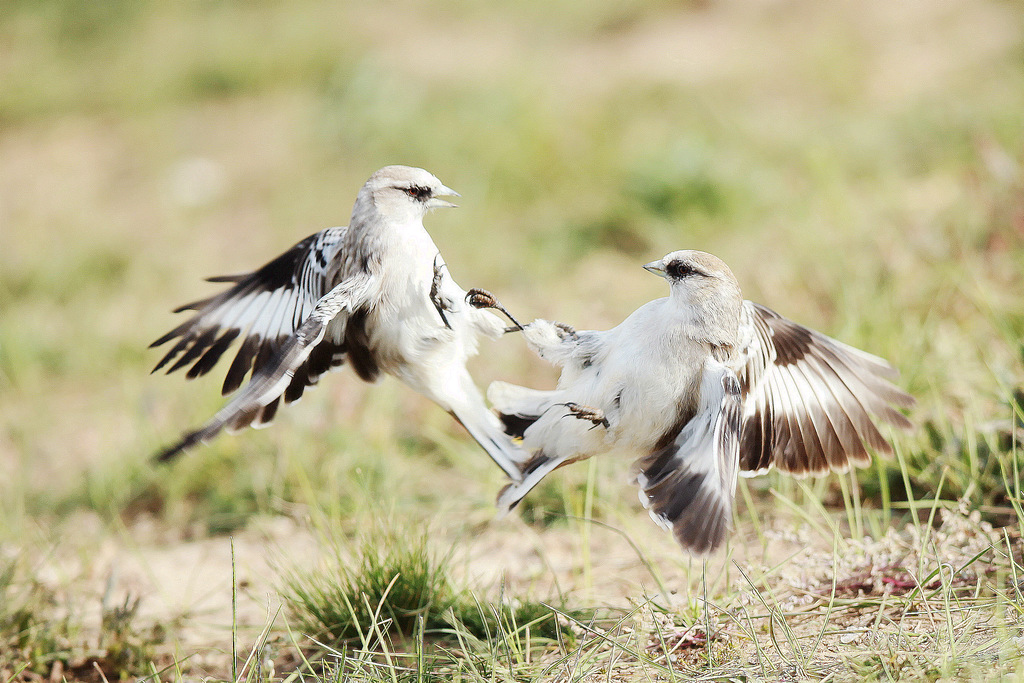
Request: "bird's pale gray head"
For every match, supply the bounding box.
[644,250,743,339]
[644,250,738,287]
[360,165,459,222]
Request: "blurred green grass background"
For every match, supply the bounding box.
[1,0,1024,676]
[3,0,1022,514]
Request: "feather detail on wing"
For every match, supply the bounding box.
[151,228,350,427]
[735,301,914,477]
[634,361,742,555]
[154,273,374,462]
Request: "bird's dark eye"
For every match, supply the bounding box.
[666,260,697,279]
[404,186,431,200]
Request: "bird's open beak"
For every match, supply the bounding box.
[427,185,460,210]
[643,260,667,278]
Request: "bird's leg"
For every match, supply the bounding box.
[430,253,454,330]
[559,402,610,430]
[465,288,524,333]
[495,451,565,514]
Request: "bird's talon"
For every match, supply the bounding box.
[430,254,454,329]
[466,288,496,309]
[465,288,523,330]
[559,402,609,429]
[553,322,578,341]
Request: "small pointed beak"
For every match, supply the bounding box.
[427,185,460,209]
[643,260,667,277]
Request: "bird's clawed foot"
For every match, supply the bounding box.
[559,402,609,429]
[465,288,523,332]
[431,254,455,329]
[552,322,577,341]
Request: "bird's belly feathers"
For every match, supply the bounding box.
[361,254,477,386]
[530,330,704,459]
[600,347,700,453]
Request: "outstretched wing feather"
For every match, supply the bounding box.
[152,227,352,430]
[634,362,742,555]
[154,274,373,462]
[736,301,914,476]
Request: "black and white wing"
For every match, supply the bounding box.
[735,301,914,477]
[155,273,375,462]
[151,228,348,431]
[634,361,742,555]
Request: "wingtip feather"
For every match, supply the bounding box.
[153,429,204,464]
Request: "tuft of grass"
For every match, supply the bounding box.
[0,556,77,676]
[857,385,1024,526]
[455,595,593,646]
[279,525,602,678]
[97,591,165,676]
[283,529,460,646]
[0,555,164,679]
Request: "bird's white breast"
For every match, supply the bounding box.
[574,299,707,453]
[361,217,485,385]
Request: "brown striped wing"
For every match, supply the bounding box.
[734,302,914,477]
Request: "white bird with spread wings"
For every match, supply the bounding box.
[488,250,914,554]
[151,165,528,480]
